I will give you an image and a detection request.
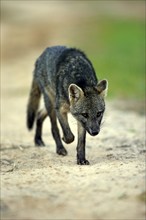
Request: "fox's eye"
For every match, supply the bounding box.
[97,112,102,117]
[81,113,88,118]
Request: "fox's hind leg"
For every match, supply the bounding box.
[35,108,48,146]
[44,92,67,156]
[49,110,67,156]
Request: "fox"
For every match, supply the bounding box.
[27,46,108,165]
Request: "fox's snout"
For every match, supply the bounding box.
[88,127,100,136]
[86,121,100,136]
[90,129,100,136]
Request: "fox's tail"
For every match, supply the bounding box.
[27,79,41,130]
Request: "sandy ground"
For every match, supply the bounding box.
[1,2,145,219]
[1,72,146,219]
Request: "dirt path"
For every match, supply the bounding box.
[1,93,145,219]
[1,2,145,219]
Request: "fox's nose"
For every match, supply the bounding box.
[91,130,99,136]
[89,128,99,136]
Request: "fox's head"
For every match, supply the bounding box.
[68,80,108,136]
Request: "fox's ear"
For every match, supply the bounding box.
[68,84,84,102]
[96,79,108,97]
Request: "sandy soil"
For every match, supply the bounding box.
[1,80,145,219]
[1,2,145,219]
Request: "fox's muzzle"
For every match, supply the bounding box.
[88,127,100,136]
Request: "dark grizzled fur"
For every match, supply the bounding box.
[34,46,97,101]
[27,46,108,165]
[27,79,41,129]
[56,48,98,100]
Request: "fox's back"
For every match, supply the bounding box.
[34,46,67,89]
[34,46,98,99]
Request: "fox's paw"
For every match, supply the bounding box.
[62,133,75,144]
[77,159,90,165]
[35,137,45,147]
[57,147,68,156]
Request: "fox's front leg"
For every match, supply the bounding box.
[56,102,74,144]
[77,122,90,165]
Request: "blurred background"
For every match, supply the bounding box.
[1,1,145,112]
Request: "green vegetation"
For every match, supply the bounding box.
[78,17,145,99]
